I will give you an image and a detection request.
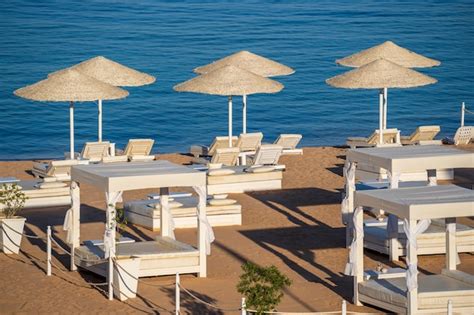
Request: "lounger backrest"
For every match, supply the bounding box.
[409,125,440,142]
[252,144,283,166]
[274,134,302,150]
[123,139,154,156]
[211,147,240,166]
[48,159,79,177]
[81,141,110,161]
[208,136,238,156]
[454,126,474,145]
[236,132,263,152]
[367,129,399,144]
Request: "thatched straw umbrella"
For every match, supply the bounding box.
[14,69,129,158]
[174,65,284,146]
[50,56,155,142]
[336,41,440,130]
[194,51,293,133]
[326,58,437,144]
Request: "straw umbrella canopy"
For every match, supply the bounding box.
[174,65,284,146]
[50,56,155,142]
[14,69,129,158]
[194,51,293,133]
[336,41,440,130]
[326,58,437,143]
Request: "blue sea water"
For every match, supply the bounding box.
[0,0,473,159]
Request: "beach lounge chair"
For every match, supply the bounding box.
[246,144,283,166]
[106,139,155,162]
[274,134,303,154]
[0,178,71,209]
[346,128,400,149]
[453,126,474,145]
[192,147,240,166]
[189,136,238,157]
[64,141,111,161]
[32,159,81,181]
[237,132,263,152]
[400,125,441,145]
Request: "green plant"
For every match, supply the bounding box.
[0,183,27,219]
[237,262,292,314]
[113,206,128,240]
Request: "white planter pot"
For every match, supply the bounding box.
[113,257,141,301]
[0,217,26,254]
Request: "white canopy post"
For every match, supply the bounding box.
[383,87,388,129]
[64,181,80,271]
[228,96,233,147]
[104,191,123,301]
[69,101,75,159]
[242,94,247,134]
[387,171,400,261]
[160,187,175,239]
[345,206,364,306]
[378,89,384,144]
[341,161,356,247]
[193,185,215,277]
[461,102,465,127]
[98,99,103,142]
[445,217,457,270]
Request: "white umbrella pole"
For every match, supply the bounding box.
[379,89,384,145]
[383,88,388,129]
[98,99,103,142]
[243,94,247,134]
[228,96,233,147]
[70,101,75,159]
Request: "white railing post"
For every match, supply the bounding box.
[461,102,465,127]
[46,226,52,276]
[342,300,347,315]
[175,273,180,315]
[241,297,246,315]
[447,299,453,315]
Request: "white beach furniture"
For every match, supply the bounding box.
[64,141,112,161]
[400,125,441,145]
[453,126,474,145]
[189,136,238,157]
[237,132,263,165]
[346,128,401,149]
[112,139,155,161]
[192,147,240,166]
[67,161,213,301]
[246,144,283,166]
[342,145,474,260]
[124,195,242,230]
[274,134,303,155]
[348,185,474,314]
[32,159,87,181]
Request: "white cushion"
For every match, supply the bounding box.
[208,163,223,170]
[208,198,237,206]
[147,201,183,209]
[207,169,235,176]
[212,194,228,200]
[43,177,57,183]
[38,182,68,189]
[244,166,275,173]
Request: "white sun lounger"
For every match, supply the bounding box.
[454,126,474,145]
[32,159,85,181]
[0,178,71,209]
[105,139,155,162]
[237,132,263,152]
[246,144,283,167]
[346,128,401,149]
[124,195,242,230]
[274,134,303,155]
[400,125,441,145]
[192,147,240,166]
[189,136,238,157]
[64,141,111,162]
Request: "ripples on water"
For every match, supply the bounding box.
[0,0,473,159]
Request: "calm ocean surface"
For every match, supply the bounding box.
[0,1,473,159]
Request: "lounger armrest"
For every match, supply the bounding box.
[129,155,155,162]
[189,145,210,157]
[416,139,443,145]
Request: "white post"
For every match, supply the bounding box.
[228,96,233,147]
[353,207,364,306]
[69,101,75,159]
[160,187,171,237]
[98,99,103,142]
[446,218,457,270]
[461,102,465,127]
[378,89,384,145]
[108,248,113,300]
[447,300,453,315]
[242,95,247,134]
[70,182,80,271]
[196,185,207,277]
[388,172,400,262]
[47,225,52,276]
[407,219,419,314]
[175,273,180,315]
[241,297,246,315]
[383,88,388,129]
[342,300,347,315]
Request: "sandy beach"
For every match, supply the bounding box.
[0,146,473,314]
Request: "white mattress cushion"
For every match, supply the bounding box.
[245,166,275,173]
[147,201,183,210]
[208,198,237,206]
[208,169,235,176]
[37,182,68,189]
